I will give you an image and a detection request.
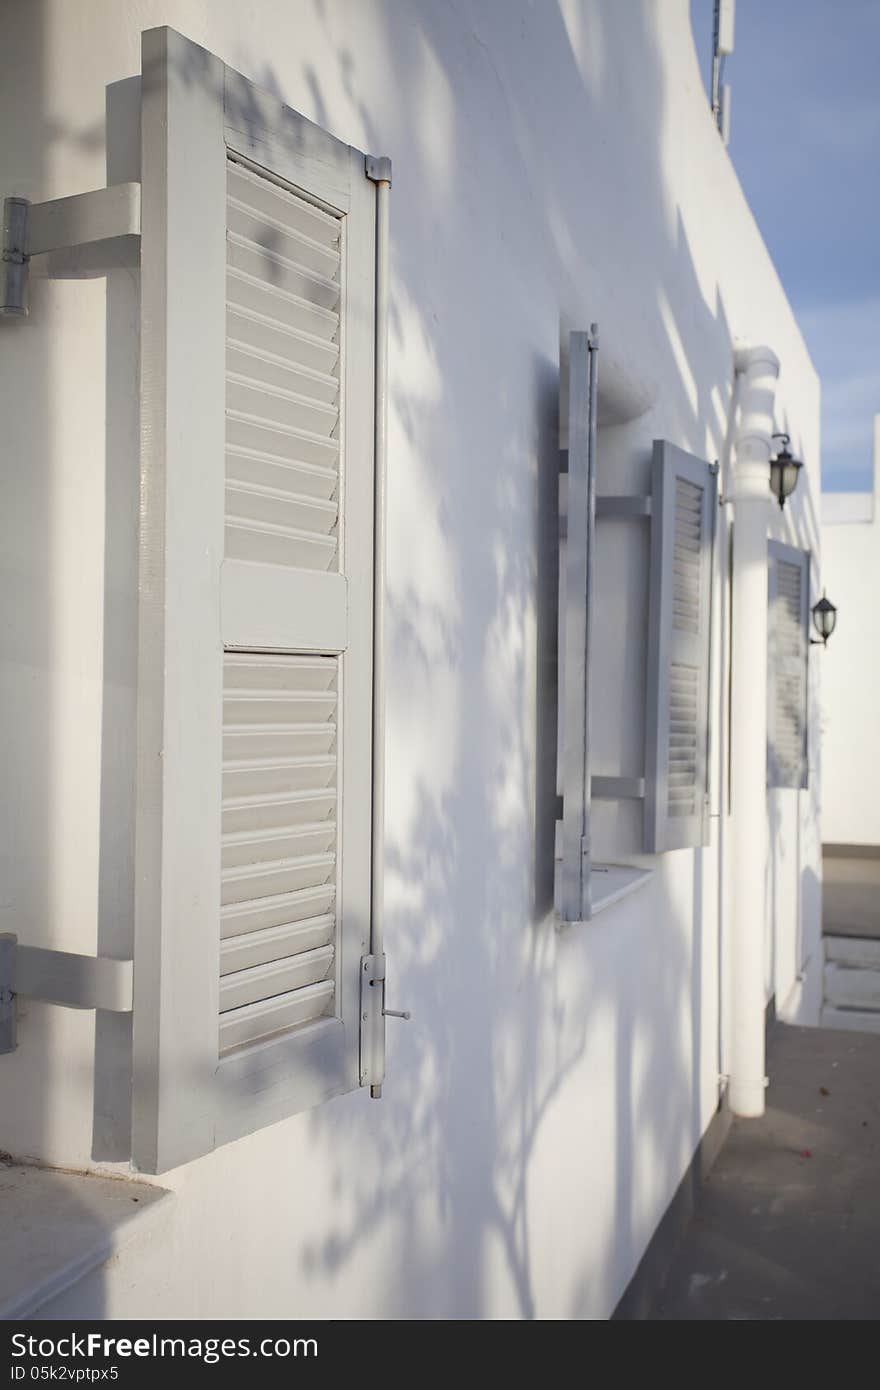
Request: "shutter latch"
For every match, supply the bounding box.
[359,952,410,1097]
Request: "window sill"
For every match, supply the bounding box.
[590,862,654,916]
[0,1159,172,1319]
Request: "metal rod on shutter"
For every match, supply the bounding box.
[585,330,599,903]
[704,462,720,834]
[365,156,392,1096]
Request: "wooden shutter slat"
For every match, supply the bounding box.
[227,234,340,307]
[227,160,341,249]
[224,730,337,761]
[225,411,340,470]
[224,518,338,570]
[227,341,338,404]
[220,943,335,1015]
[220,915,335,975]
[221,886,336,941]
[225,481,337,535]
[227,267,338,341]
[225,449,337,500]
[224,653,335,684]
[219,978,335,1053]
[221,852,336,903]
[226,206,340,278]
[224,695,338,726]
[222,787,336,831]
[226,305,340,376]
[223,751,336,791]
[227,373,338,436]
[223,822,336,866]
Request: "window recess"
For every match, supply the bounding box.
[555,330,652,923]
[556,349,717,918]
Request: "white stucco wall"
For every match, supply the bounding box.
[820,417,880,848]
[0,0,822,1318]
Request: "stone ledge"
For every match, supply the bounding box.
[0,1159,171,1320]
[591,863,654,917]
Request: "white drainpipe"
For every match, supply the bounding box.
[728,343,780,1118]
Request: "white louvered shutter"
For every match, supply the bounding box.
[644,441,715,852]
[767,542,809,789]
[133,28,376,1173]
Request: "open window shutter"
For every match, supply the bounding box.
[644,441,715,852]
[767,542,809,789]
[556,329,598,923]
[133,28,376,1172]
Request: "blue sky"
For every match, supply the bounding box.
[690,0,880,491]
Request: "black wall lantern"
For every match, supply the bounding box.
[811,593,838,647]
[769,432,803,509]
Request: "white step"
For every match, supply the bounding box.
[824,961,880,1011]
[820,1005,880,1035]
[824,935,880,970]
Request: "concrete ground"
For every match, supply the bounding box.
[654,1022,880,1319]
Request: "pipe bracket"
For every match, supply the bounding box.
[1,182,141,315]
[0,933,134,1055]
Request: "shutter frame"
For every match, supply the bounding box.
[644,440,715,852]
[133,28,376,1173]
[556,329,598,923]
[767,541,809,790]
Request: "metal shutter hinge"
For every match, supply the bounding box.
[364,155,392,187]
[1,183,141,316]
[0,933,133,1055]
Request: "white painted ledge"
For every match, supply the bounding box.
[824,961,880,1011]
[590,863,654,917]
[825,936,880,970]
[0,1161,171,1319]
[821,491,873,525]
[820,1006,880,1036]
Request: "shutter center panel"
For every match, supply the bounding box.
[220,157,344,1057]
[644,441,714,853]
[772,557,806,784]
[220,654,339,1054]
[668,662,699,818]
[671,478,703,635]
[667,477,705,822]
[225,158,342,575]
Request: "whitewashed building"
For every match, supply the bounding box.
[0,1,824,1319]
[819,418,880,1032]
[821,419,880,852]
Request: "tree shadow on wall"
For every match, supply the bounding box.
[286,0,748,1320]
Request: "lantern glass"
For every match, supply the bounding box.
[781,457,801,499]
[812,595,837,644]
[769,448,803,508]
